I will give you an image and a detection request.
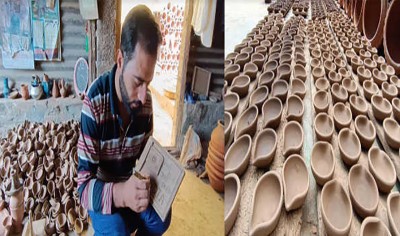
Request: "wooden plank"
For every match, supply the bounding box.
[88,20,97,85]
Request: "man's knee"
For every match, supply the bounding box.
[138,207,172,236]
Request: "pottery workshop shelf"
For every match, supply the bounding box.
[224,0,400,235]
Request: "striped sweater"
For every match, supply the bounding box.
[77,64,153,214]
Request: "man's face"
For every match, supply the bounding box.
[119,43,157,117]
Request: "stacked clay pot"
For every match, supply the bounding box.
[206,120,224,193]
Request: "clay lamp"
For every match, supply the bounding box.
[244,62,258,82]
[250,171,283,236]
[262,97,283,129]
[345,50,357,63]
[225,64,240,85]
[225,134,251,177]
[353,41,363,53]
[363,80,379,102]
[309,42,318,51]
[312,66,325,80]
[249,86,269,111]
[240,46,253,55]
[328,70,342,85]
[224,93,240,117]
[271,80,289,102]
[364,58,377,71]
[248,39,260,49]
[351,56,363,72]
[270,44,281,54]
[279,53,292,65]
[380,64,395,77]
[231,75,250,98]
[342,41,352,51]
[283,121,304,157]
[360,217,392,236]
[311,141,335,186]
[313,90,329,113]
[389,75,400,95]
[315,77,330,92]
[366,45,378,55]
[338,67,351,79]
[334,57,346,70]
[255,45,267,55]
[372,68,388,87]
[387,192,400,235]
[341,78,357,96]
[224,81,227,94]
[311,49,322,59]
[383,118,400,149]
[251,53,265,71]
[359,49,372,61]
[224,112,232,145]
[331,83,348,104]
[252,128,277,168]
[234,42,247,53]
[291,78,306,99]
[286,95,304,123]
[263,60,278,74]
[268,53,279,63]
[368,147,396,193]
[371,95,392,122]
[283,154,309,211]
[392,97,400,122]
[224,173,241,235]
[295,53,307,67]
[322,52,333,62]
[321,180,352,236]
[234,105,258,140]
[324,60,337,74]
[348,164,379,218]
[310,58,321,70]
[382,82,398,101]
[258,71,275,89]
[293,64,306,82]
[354,115,376,149]
[260,39,272,48]
[234,52,250,70]
[338,128,361,166]
[333,103,352,130]
[277,63,292,82]
[357,66,372,84]
[372,54,386,68]
[314,113,334,142]
[226,52,238,61]
[225,60,232,67]
[56,213,67,233]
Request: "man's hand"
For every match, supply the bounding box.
[113,173,151,213]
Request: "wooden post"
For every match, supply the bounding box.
[88,20,97,84]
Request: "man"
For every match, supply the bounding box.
[77,5,170,235]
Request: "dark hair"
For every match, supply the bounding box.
[120,5,161,62]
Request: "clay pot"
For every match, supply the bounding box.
[354,115,376,150]
[286,95,304,123]
[360,217,391,236]
[225,64,240,85]
[52,79,60,98]
[258,71,275,89]
[333,103,352,130]
[59,81,68,97]
[251,128,277,168]
[225,134,251,177]
[210,120,224,154]
[341,78,357,96]
[321,179,352,236]
[331,83,349,104]
[372,68,388,86]
[224,112,232,145]
[348,164,379,218]
[368,147,396,193]
[349,95,368,118]
[311,141,335,186]
[20,84,29,100]
[262,97,283,129]
[249,86,269,111]
[231,75,250,98]
[362,0,387,47]
[313,90,329,113]
[312,66,325,80]
[234,105,258,140]
[383,118,400,149]
[363,80,379,101]
[315,77,330,92]
[283,154,309,211]
[263,60,278,74]
[338,128,361,166]
[244,62,258,81]
[371,95,392,122]
[293,64,306,81]
[384,0,400,74]
[224,93,240,117]
[250,171,283,236]
[283,121,304,157]
[271,80,289,102]
[387,192,400,235]
[382,82,398,101]
[314,113,334,142]
[224,173,240,235]
[392,97,400,122]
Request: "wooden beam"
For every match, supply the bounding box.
[88,20,96,84]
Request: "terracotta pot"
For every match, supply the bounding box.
[258,71,275,89]
[283,121,304,157]
[354,115,376,150]
[387,192,400,235]
[282,154,309,211]
[333,103,352,130]
[331,83,348,104]
[392,97,400,122]
[311,141,335,186]
[20,84,29,100]
[383,118,400,149]
[315,77,330,92]
[360,217,391,236]
[312,66,325,80]
[250,171,283,236]
[251,128,277,168]
[382,82,398,101]
[263,60,278,74]
[52,79,60,98]
[244,62,258,81]
[224,93,240,117]
[231,75,250,98]
[362,0,387,47]
[224,112,232,145]
[383,0,400,73]
[249,86,269,111]
[262,97,283,129]
[348,164,379,218]
[313,90,329,113]
[225,64,240,85]
[286,95,304,123]
[363,80,379,101]
[368,147,396,193]
[371,95,392,122]
[210,120,224,155]
[293,64,306,82]
[206,159,223,192]
[314,112,334,142]
[271,80,288,102]
[321,180,352,236]
[225,134,251,177]
[224,173,240,235]
[338,128,361,166]
[234,105,258,140]
[341,78,357,96]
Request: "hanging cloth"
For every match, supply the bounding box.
[191,0,217,48]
